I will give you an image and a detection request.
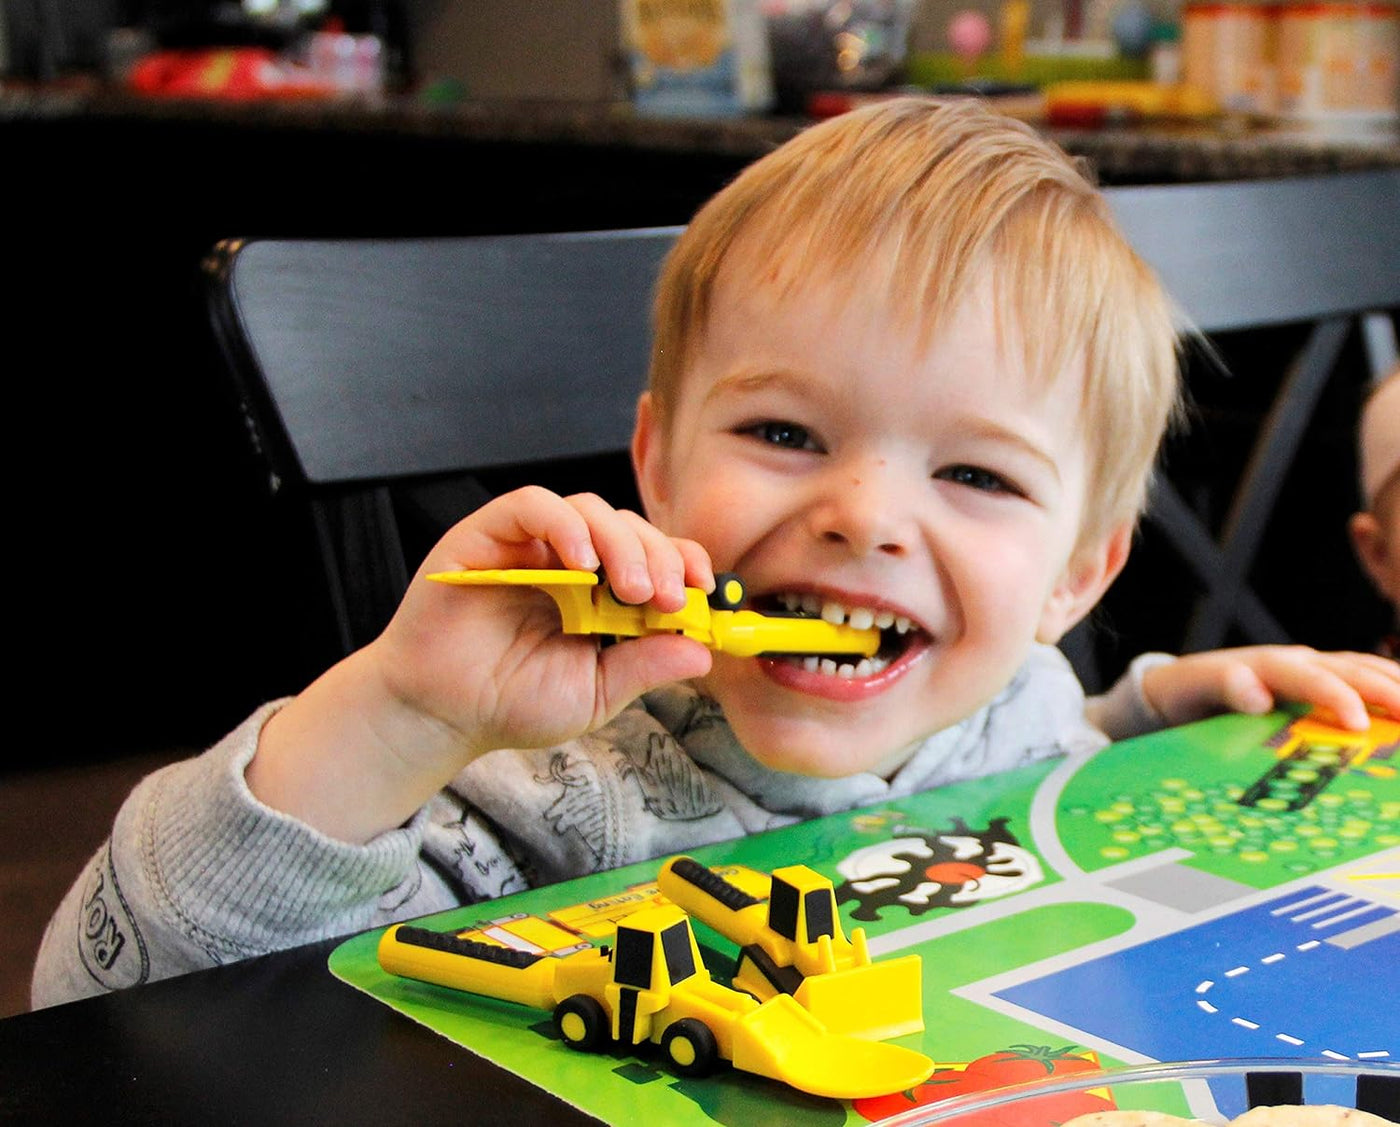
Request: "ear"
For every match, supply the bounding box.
[631,391,669,521]
[1036,521,1134,644]
[1350,511,1392,597]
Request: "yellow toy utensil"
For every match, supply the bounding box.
[425,569,880,659]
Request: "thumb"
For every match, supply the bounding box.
[1222,663,1275,716]
[592,636,713,728]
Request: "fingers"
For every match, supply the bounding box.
[1144,646,1400,730]
[430,485,600,573]
[1223,647,1400,731]
[428,486,714,612]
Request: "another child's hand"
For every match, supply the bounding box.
[371,486,715,769]
[1141,646,1400,731]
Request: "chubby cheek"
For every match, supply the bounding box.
[658,472,775,569]
[943,531,1062,652]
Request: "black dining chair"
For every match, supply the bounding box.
[1107,170,1400,643]
[1076,169,1400,688]
[205,168,1400,683]
[204,229,675,655]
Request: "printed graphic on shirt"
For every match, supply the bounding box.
[444,811,533,900]
[673,692,728,738]
[833,816,1044,921]
[616,732,724,822]
[77,844,149,991]
[537,750,612,868]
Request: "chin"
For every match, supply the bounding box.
[724,712,914,780]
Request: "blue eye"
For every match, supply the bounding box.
[938,464,1018,495]
[746,421,818,451]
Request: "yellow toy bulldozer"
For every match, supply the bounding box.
[657,856,923,1041]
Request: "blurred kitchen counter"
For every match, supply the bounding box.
[5,84,1400,184]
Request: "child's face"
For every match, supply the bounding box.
[634,254,1125,779]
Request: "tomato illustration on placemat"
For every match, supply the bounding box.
[853,1044,1111,1125]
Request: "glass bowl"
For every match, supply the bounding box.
[871,1058,1400,1126]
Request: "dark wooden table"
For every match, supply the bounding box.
[0,938,601,1125]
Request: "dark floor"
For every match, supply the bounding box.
[0,748,189,1019]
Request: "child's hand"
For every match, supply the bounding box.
[374,486,715,764]
[1141,646,1400,731]
[248,487,714,843]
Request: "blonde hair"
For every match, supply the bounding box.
[648,96,1181,549]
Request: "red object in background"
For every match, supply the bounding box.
[853,1044,1111,1125]
[127,48,335,100]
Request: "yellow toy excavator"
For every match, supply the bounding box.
[657,856,923,1042]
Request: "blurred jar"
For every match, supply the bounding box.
[621,0,774,116]
[763,0,915,113]
[1276,1,1399,127]
[1183,1,1280,113]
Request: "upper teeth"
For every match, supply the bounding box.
[779,592,914,634]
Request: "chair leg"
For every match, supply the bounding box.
[1146,482,1290,646]
[1181,316,1351,651]
[311,488,410,655]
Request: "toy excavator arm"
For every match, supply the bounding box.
[425,569,879,659]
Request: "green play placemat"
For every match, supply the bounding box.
[330,711,1400,1125]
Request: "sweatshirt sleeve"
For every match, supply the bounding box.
[1085,652,1176,742]
[31,702,456,1010]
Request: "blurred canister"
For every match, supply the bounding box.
[1276,1,1399,126]
[1183,1,1280,112]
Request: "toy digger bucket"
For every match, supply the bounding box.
[789,950,924,1042]
[730,994,934,1100]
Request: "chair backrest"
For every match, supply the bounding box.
[208,168,1400,673]
[206,229,681,652]
[208,230,679,490]
[1106,169,1400,336]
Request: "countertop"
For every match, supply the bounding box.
[6,84,1400,184]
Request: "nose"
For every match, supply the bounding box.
[807,458,916,558]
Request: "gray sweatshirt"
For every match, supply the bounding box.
[31,645,1168,1009]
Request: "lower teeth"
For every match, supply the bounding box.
[800,655,890,677]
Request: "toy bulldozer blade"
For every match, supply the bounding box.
[729,993,933,1099]
[657,856,923,1042]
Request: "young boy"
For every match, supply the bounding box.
[1350,368,1400,656]
[33,97,1398,1008]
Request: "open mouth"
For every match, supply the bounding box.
[754,591,929,679]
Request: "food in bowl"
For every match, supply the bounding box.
[1064,1107,1396,1126]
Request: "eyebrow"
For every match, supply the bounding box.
[958,417,1063,484]
[701,367,815,407]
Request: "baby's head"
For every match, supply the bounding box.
[1350,369,1400,620]
[632,97,1180,778]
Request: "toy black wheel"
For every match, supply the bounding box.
[660,1017,719,1077]
[554,994,608,1052]
[708,573,745,611]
